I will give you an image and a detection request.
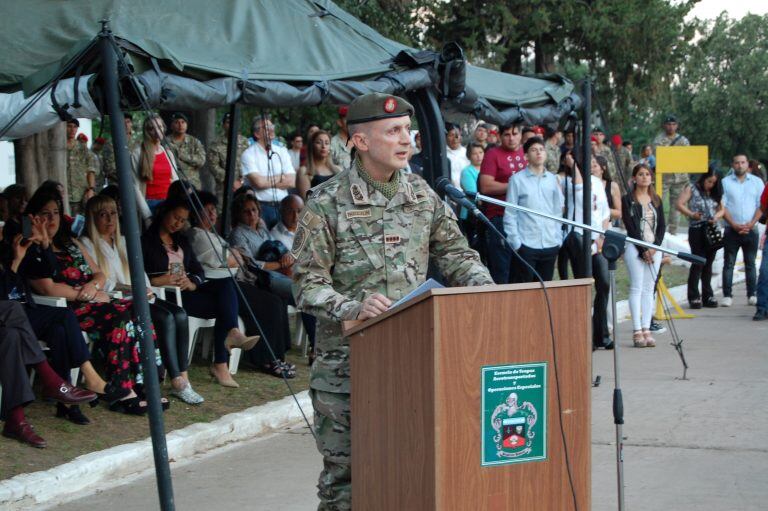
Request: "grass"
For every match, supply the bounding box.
[0,257,692,481]
[0,351,310,481]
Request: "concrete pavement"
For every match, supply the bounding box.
[46,285,768,510]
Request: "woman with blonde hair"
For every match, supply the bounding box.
[297,129,340,199]
[81,194,204,404]
[131,115,177,220]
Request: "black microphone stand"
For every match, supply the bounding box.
[463,192,705,511]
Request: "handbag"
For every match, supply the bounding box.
[703,223,724,250]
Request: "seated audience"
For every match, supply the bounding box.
[81,194,204,404]
[187,191,295,377]
[270,194,304,250]
[21,188,160,415]
[1,223,108,425]
[1,300,96,448]
[142,198,259,388]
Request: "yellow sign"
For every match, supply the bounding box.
[655,145,709,196]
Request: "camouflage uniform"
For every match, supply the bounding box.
[292,161,492,510]
[545,141,561,173]
[101,137,139,187]
[330,133,352,171]
[66,141,98,214]
[617,145,633,179]
[165,134,206,190]
[207,131,248,206]
[596,144,619,181]
[652,132,691,234]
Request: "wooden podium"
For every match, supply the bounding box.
[344,279,592,510]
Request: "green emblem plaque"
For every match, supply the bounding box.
[481,362,547,466]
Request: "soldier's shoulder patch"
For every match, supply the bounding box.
[291,224,309,258]
[298,207,324,230]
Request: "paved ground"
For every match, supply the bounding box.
[49,284,767,511]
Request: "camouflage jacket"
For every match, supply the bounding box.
[596,144,619,182]
[330,133,352,171]
[545,141,561,174]
[207,132,248,187]
[652,132,691,183]
[292,165,493,394]
[101,137,139,186]
[66,141,98,204]
[166,135,206,189]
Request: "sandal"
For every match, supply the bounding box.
[643,331,656,348]
[108,396,148,415]
[632,331,647,348]
[89,380,132,408]
[261,361,296,379]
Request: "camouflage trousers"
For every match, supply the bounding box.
[311,389,351,511]
[662,173,690,235]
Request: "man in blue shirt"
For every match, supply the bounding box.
[503,136,564,282]
[721,153,765,307]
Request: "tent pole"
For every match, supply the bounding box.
[98,22,176,511]
[221,103,240,238]
[581,79,593,275]
[409,88,446,186]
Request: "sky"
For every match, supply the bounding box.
[688,0,768,20]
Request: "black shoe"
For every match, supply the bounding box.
[602,337,615,350]
[703,297,719,308]
[689,299,702,309]
[55,403,90,425]
[649,321,667,334]
[754,309,768,321]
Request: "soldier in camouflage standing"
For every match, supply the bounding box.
[544,127,562,174]
[101,113,138,187]
[165,112,206,191]
[653,115,690,235]
[65,119,97,215]
[206,112,248,208]
[292,93,493,511]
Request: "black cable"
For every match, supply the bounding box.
[106,36,316,440]
[454,199,580,511]
[0,38,99,140]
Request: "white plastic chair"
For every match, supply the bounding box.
[288,305,310,357]
[155,286,243,375]
[31,294,90,384]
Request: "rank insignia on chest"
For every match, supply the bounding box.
[345,208,371,219]
[384,234,401,244]
[350,184,366,204]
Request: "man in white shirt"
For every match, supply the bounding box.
[241,115,296,229]
[270,194,303,251]
[445,123,470,188]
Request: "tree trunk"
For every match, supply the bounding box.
[501,45,523,74]
[12,123,68,206]
[47,123,68,208]
[535,36,556,74]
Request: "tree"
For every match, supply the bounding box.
[673,13,768,163]
[421,1,696,128]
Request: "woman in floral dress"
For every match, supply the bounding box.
[21,189,162,414]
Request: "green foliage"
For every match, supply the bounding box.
[673,14,768,163]
[333,0,428,46]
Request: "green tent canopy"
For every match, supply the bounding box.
[0,0,580,137]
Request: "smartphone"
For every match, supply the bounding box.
[170,262,184,277]
[21,216,32,239]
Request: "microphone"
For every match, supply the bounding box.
[435,177,480,216]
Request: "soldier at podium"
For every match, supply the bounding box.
[292,92,493,510]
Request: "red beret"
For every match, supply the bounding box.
[338,105,349,118]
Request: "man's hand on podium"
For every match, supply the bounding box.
[357,293,392,320]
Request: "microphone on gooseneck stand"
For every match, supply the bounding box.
[435,177,505,245]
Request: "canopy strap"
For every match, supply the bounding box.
[49,80,75,122]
